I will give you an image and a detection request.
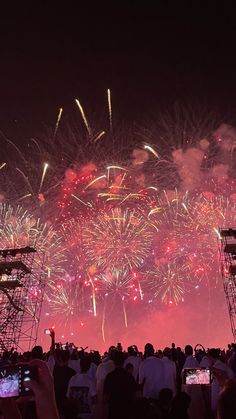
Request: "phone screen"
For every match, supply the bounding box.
[184,368,211,385]
[0,365,37,398]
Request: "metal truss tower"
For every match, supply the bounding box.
[0,246,45,351]
[219,228,236,341]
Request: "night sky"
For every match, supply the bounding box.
[0,3,236,138]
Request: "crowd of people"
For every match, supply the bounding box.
[0,339,236,419]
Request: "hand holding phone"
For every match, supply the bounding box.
[0,364,37,398]
[44,328,55,338]
[23,359,59,419]
[183,368,211,385]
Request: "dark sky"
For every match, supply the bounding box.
[0,2,236,137]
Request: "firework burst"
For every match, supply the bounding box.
[0,204,66,279]
[94,267,139,300]
[3,98,236,345]
[91,267,141,340]
[83,207,154,271]
[47,273,88,317]
[145,261,194,305]
[148,192,236,287]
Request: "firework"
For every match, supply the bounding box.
[147,190,195,262]
[3,97,236,345]
[58,209,148,334]
[187,194,236,274]
[148,191,236,286]
[44,273,92,338]
[54,107,63,139]
[92,268,141,339]
[83,207,154,271]
[145,261,195,305]
[0,204,66,279]
[56,155,156,224]
[47,273,88,317]
[94,267,140,300]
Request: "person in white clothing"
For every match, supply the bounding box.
[67,356,96,419]
[162,347,177,396]
[68,356,80,373]
[200,354,210,368]
[182,345,199,369]
[139,343,165,399]
[95,346,116,419]
[182,345,205,419]
[69,354,97,379]
[124,345,141,381]
[207,348,234,413]
[96,347,116,400]
[47,353,56,373]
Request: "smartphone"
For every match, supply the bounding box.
[183,368,211,385]
[0,364,37,398]
[44,329,51,335]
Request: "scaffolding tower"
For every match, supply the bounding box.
[219,228,236,341]
[0,246,45,351]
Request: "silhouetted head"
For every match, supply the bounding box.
[171,392,191,413]
[108,346,117,361]
[125,362,134,375]
[185,345,193,357]
[159,388,173,406]
[113,350,124,367]
[208,348,220,359]
[144,343,154,357]
[128,345,137,356]
[207,348,220,366]
[163,347,172,359]
[80,355,91,373]
[31,346,43,360]
[59,350,70,365]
